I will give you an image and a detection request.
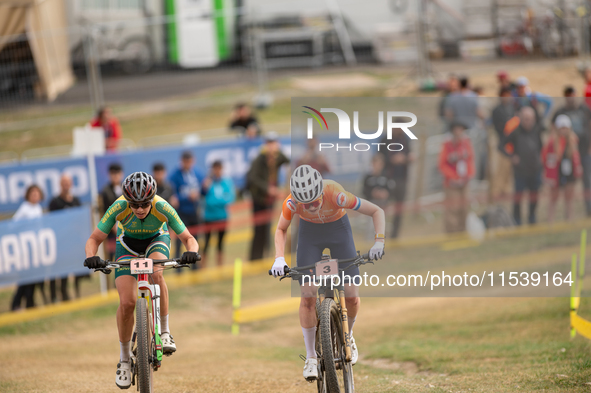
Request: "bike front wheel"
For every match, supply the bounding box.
[136,297,154,393]
[319,298,354,393]
[316,298,327,393]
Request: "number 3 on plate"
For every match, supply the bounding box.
[315,259,338,278]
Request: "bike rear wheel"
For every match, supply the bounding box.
[136,297,154,393]
[319,298,354,393]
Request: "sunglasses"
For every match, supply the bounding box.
[303,197,322,209]
[129,201,152,209]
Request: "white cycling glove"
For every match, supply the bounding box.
[369,241,385,261]
[271,257,288,277]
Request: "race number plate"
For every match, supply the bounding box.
[315,259,338,278]
[130,258,154,274]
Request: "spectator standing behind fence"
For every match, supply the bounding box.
[491,87,517,201]
[201,161,236,267]
[513,77,553,119]
[362,154,394,209]
[169,151,205,270]
[91,106,122,152]
[543,115,582,222]
[230,103,260,138]
[439,122,475,233]
[378,121,413,238]
[500,107,543,226]
[152,162,178,207]
[247,132,290,261]
[584,68,591,109]
[100,163,124,265]
[296,137,331,175]
[552,86,591,216]
[439,74,459,131]
[10,184,45,310]
[444,76,484,131]
[47,174,81,302]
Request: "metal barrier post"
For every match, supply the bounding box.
[84,26,104,114]
[84,123,107,294]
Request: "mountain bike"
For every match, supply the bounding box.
[85,255,198,393]
[270,252,373,393]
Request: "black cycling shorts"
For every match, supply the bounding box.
[296,215,359,285]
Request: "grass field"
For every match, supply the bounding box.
[1,57,582,157]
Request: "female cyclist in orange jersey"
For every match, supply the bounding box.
[271,165,386,380]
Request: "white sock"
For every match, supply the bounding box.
[120,341,131,362]
[302,327,317,359]
[348,316,356,337]
[161,314,169,334]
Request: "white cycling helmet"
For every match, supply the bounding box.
[290,165,323,203]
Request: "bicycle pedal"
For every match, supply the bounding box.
[305,377,317,383]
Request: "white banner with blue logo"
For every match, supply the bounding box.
[0,206,91,287]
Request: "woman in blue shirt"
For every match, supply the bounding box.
[202,160,236,267]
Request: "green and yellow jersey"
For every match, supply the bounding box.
[97,195,186,239]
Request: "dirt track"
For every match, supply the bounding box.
[1,292,471,393]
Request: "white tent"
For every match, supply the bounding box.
[0,0,74,101]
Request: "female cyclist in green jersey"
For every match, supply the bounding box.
[84,172,199,389]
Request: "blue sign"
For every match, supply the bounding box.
[0,136,294,214]
[0,157,90,213]
[0,206,92,287]
[95,137,291,191]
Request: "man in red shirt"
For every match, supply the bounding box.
[584,68,591,110]
[91,106,122,151]
[439,122,475,233]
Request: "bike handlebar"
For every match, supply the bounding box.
[268,253,372,277]
[84,254,201,272]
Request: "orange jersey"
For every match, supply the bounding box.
[281,180,361,224]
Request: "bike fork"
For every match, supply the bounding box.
[153,285,163,365]
[138,283,163,367]
[338,289,352,362]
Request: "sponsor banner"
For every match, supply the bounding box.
[95,138,278,191]
[0,132,373,214]
[0,206,92,287]
[0,158,90,213]
[0,137,290,214]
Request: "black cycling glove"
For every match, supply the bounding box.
[181,251,200,264]
[85,256,104,269]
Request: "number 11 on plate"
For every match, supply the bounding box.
[130,258,154,274]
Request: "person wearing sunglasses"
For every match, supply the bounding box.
[271,165,386,381]
[84,171,199,389]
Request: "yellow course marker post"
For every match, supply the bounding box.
[232,258,243,336]
[571,253,578,338]
[580,230,587,288]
